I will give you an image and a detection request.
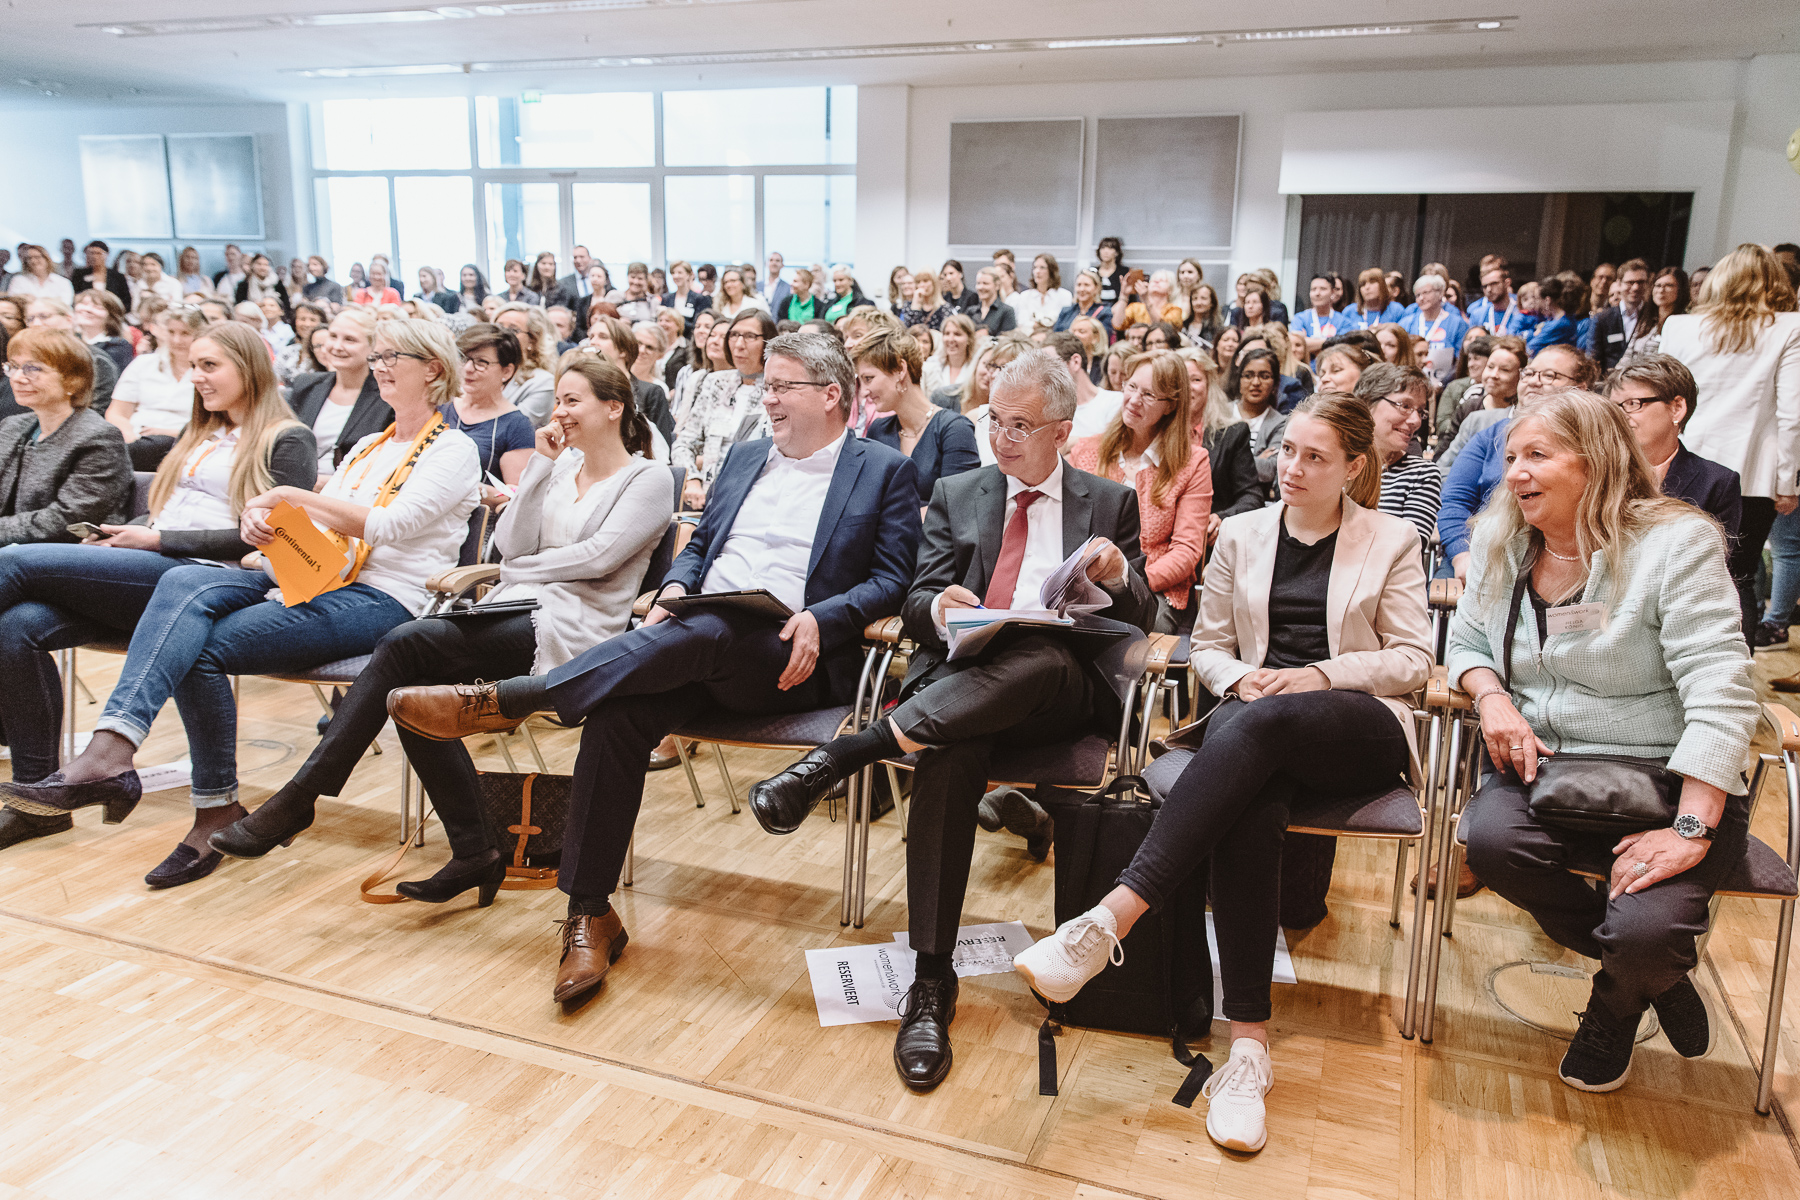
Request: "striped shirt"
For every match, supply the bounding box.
[1379,454,1442,546]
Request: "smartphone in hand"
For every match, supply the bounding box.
[66,522,103,540]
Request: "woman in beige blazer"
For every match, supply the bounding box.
[1015,391,1431,1156]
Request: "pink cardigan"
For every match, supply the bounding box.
[1069,436,1213,608]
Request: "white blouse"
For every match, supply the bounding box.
[113,352,195,438]
[154,431,241,563]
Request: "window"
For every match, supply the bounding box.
[319,98,470,171]
[663,87,855,166]
[763,175,856,268]
[571,183,653,273]
[476,94,654,168]
[318,176,391,287]
[664,175,756,266]
[395,177,477,295]
[484,182,560,285]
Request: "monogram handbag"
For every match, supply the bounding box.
[360,770,571,902]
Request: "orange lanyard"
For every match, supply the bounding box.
[184,433,233,480]
[326,413,446,581]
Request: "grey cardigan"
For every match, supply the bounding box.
[485,452,676,672]
[1446,512,1758,795]
[0,409,131,545]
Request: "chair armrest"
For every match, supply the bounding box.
[1425,664,1473,712]
[632,589,658,619]
[425,564,501,599]
[864,616,905,645]
[1428,578,1463,610]
[1145,632,1181,675]
[1764,701,1800,753]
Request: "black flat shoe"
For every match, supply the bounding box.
[0,807,73,849]
[748,749,840,835]
[208,788,315,859]
[893,974,958,1090]
[395,851,506,906]
[0,770,141,824]
[144,843,223,889]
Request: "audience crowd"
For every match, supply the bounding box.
[1,229,1797,1155]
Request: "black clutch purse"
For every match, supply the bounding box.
[1525,752,1681,833]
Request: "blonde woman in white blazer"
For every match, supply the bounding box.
[1660,243,1800,634]
[1015,392,1431,1156]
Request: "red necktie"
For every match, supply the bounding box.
[984,489,1043,609]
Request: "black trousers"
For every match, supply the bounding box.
[291,613,537,860]
[890,635,1110,956]
[549,610,834,899]
[1117,691,1410,1023]
[1463,775,1750,1020]
[1732,496,1777,638]
[128,434,177,472]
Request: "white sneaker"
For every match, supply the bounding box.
[1012,904,1123,1003]
[1201,1038,1273,1153]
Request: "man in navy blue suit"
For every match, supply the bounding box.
[389,331,921,1004]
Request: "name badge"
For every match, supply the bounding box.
[1545,603,1607,635]
[1607,333,1624,343]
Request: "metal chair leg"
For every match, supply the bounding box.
[1401,710,1447,1039]
[623,834,634,887]
[494,732,519,773]
[74,673,95,705]
[852,765,872,927]
[886,762,908,840]
[1420,719,1474,1043]
[1390,838,1410,928]
[675,738,706,808]
[517,722,549,773]
[1760,895,1795,1114]
[400,755,414,844]
[308,683,333,716]
[713,744,740,814]
[59,648,77,764]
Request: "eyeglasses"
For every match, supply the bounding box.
[1122,383,1179,406]
[1378,395,1431,419]
[2,362,48,379]
[1237,369,1275,382]
[1612,396,1670,414]
[463,357,500,372]
[366,350,428,368]
[1521,366,1577,385]
[990,420,1057,444]
[765,379,826,397]
[727,331,765,343]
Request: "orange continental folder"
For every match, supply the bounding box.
[260,500,351,607]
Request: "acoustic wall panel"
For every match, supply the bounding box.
[79,135,173,238]
[168,134,264,239]
[1093,115,1240,251]
[947,119,1082,248]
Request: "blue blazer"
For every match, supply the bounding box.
[863,409,981,504]
[665,432,922,699]
[1527,314,1578,355]
[1663,445,1743,542]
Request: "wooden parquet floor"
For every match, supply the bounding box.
[0,644,1796,1200]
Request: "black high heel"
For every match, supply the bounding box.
[0,770,141,824]
[396,850,507,906]
[208,785,315,859]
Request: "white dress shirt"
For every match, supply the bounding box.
[700,431,846,612]
[932,456,1066,634]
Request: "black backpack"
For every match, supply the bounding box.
[1034,775,1215,1106]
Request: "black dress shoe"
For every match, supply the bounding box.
[144,843,224,889]
[893,974,958,1090]
[748,749,840,835]
[208,784,316,859]
[396,850,507,906]
[0,770,141,824]
[0,807,73,849]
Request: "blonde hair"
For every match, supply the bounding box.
[374,317,462,409]
[495,302,556,374]
[962,334,1033,414]
[1096,351,1194,507]
[1177,347,1234,438]
[1467,389,1710,609]
[1289,391,1382,509]
[910,269,942,310]
[1243,322,1299,375]
[148,322,305,517]
[1691,243,1798,355]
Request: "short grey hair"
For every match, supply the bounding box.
[992,347,1076,422]
[1413,273,1447,295]
[767,330,855,417]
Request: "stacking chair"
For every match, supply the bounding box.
[1419,676,1799,1114]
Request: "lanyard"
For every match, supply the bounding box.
[184,431,235,480]
[328,412,446,583]
[1417,311,1447,343]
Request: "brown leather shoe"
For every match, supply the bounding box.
[1772,672,1800,693]
[554,912,629,1003]
[387,681,523,741]
[1409,861,1486,900]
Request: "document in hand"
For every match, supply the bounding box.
[944,536,1128,662]
[260,500,350,608]
[656,589,795,622]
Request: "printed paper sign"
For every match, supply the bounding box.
[260,500,350,608]
[136,759,193,794]
[891,920,1036,978]
[805,942,916,1027]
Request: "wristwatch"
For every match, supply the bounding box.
[1672,813,1716,841]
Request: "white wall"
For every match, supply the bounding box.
[865,53,1799,302]
[0,99,299,267]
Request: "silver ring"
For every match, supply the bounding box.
[1631,861,1651,877]
[1508,744,1523,750]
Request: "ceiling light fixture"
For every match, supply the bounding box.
[80,0,800,37]
[286,16,1517,76]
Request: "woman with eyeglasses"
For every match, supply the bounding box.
[0,327,131,546]
[673,309,775,509]
[447,323,536,517]
[289,308,392,487]
[0,319,480,885]
[1438,334,1529,472]
[1353,362,1442,545]
[1068,349,1213,630]
[72,289,134,376]
[0,324,314,862]
[855,325,979,511]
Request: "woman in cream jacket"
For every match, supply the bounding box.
[1014,391,1430,1156]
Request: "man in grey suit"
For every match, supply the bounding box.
[749,348,1155,1092]
[558,244,598,316]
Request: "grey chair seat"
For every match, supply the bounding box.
[261,654,374,686]
[1494,832,1800,901]
[1144,746,1422,837]
[887,734,1113,789]
[676,705,854,749]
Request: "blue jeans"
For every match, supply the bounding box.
[0,544,196,787]
[1764,506,1800,624]
[94,565,411,804]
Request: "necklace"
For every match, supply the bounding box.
[1542,544,1582,562]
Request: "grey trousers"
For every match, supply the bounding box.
[1462,774,1749,1020]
